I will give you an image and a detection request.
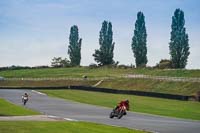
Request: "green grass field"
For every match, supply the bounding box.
[0,80,96,87]
[0,78,199,95]
[98,78,200,95]
[0,98,39,116]
[1,67,200,95]
[0,67,200,78]
[41,90,200,120]
[0,121,146,133]
[0,67,127,78]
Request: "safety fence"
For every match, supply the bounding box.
[123,74,200,82]
[4,77,113,81]
[2,74,200,82]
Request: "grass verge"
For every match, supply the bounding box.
[98,78,200,95]
[41,90,200,120]
[0,78,200,95]
[0,80,96,87]
[0,98,39,116]
[0,121,146,133]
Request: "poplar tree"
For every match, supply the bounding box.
[131,12,147,67]
[169,9,190,68]
[68,25,82,66]
[93,21,115,65]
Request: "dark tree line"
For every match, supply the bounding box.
[52,9,190,69]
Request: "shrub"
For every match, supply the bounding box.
[154,59,172,69]
[89,63,98,69]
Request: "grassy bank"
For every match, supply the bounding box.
[98,78,200,95]
[1,78,199,95]
[0,98,39,116]
[41,90,200,120]
[0,67,127,78]
[0,67,200,78]
[0,80,96,87]
[0,121,146,133]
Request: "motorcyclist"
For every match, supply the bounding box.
[22,93,29,104]
[114,99,129,115]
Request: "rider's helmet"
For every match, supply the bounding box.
[125,99,129,103]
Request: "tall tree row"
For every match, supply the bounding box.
[169,9,190,68]
[65,9,190,68]
[68,25,82,66]
[93,21,115,65]
[131,12,147,68]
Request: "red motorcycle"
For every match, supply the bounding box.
[109,105,127,119]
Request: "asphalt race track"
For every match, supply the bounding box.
[0,89,199,133]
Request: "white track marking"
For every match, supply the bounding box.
[48,115,78,121]
[64,118,78,121]
[47,115,58,118]
[32,90,46,96]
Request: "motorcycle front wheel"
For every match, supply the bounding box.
[109,112,115,118]
[117,110,124,119]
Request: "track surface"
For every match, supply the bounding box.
[0,89,199,133]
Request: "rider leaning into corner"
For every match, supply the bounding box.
[114,99,130,115]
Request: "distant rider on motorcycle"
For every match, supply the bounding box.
[114,99,129,115]
[22,93,29,105]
